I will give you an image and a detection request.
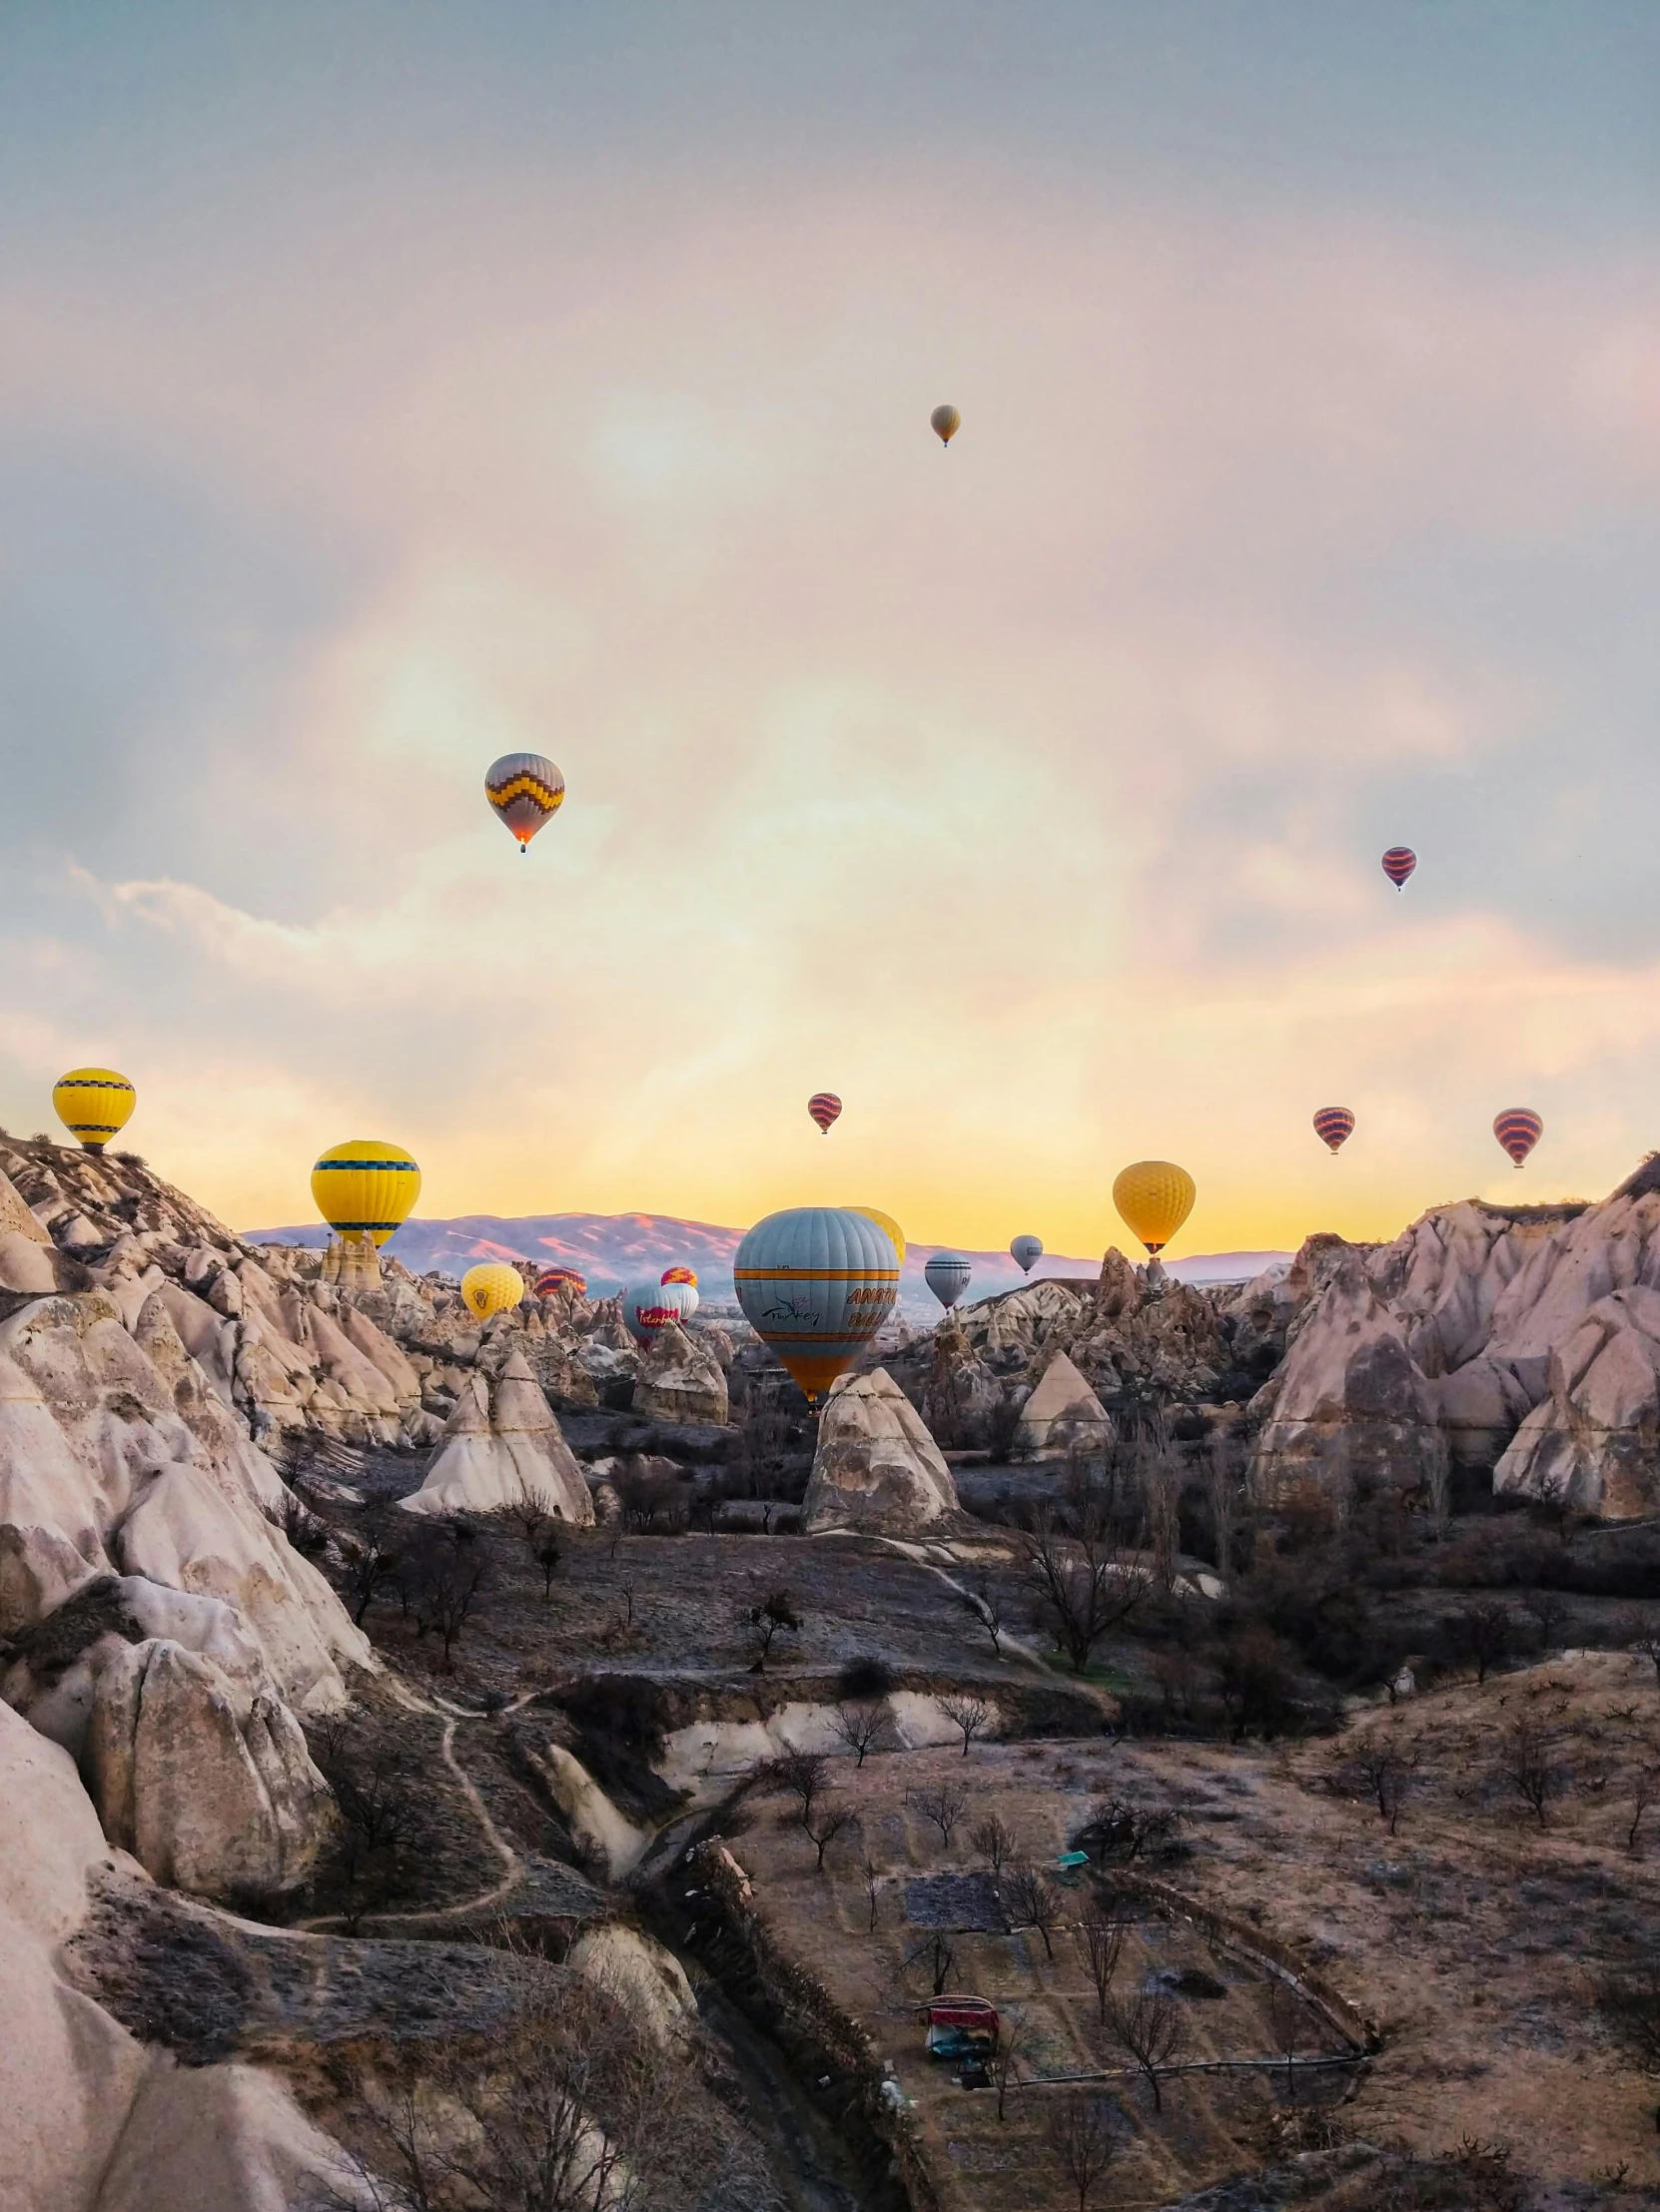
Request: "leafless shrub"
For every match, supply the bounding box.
[1048,2093,1121,2212]
[1105,1985,1188,2111]
[764,1749,829,1824]
[970,1814,1016,1873]
[801,1796,860,1871]
[903,1929,957,1996]
[830,1700,893,1766]
[1264,1979,1308,2104]
[1020,1487,1152,1673]
[1074,1912,1128,2025]
[740,1587,801,1671]
[408,1523,486,1670]
[1001,1862,1063,1961]
[1341,1731,1418,1834]
[1627,1766,1657,1854]
[939,1694,992,1756]
[861,1856,882,1931]
[1076,1794,1182,1864]
[1449,1597,1514,1685]
[909,1781,968,1847]
[1500,1715,1557,1829]
[990,2003,1026,2122]
[338,1536,401,1628]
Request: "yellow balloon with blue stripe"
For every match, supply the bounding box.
[460,1262,525,1321]
[54,1069,136,1151]
[311,1140,421,1247]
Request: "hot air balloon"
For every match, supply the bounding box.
[623,1277,697,1344]
[1493,1108,1543,1168]
[661,1265,698,1288]
[461,1262,525,1321]
[733,1206,898,1404]
[485,753,565,854]
[311,1140,421,1247]
[52,1068,135,1152]
[535,1265,586,1299]
[930,403,961,446]
[852,1208,906,1264]
[1312,1107,1355,1155]
[1113,1160,1197,1257]
[1381,846,1416,890]
[925,1251,973,1311]
[808,1092,842,1135]
[1010,1234,1044,1274]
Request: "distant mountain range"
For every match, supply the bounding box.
[243,1210,1288,1314]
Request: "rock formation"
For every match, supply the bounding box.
[1015,1349,1113,1458]
[1249,1160,1660,1518]
[803,1368,960,1535]
[399,1349,595,1523]
[0,1699,352,2212]
[632,1319,728,1426]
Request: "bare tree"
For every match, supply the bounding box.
[830,1700,893,1767]
[741,1587,802,1672]
[1106,1985,1188,2112]
[969,1568,1007,1657]
[1074,1912,1128,2026]
[1264,1979,1306,2104]
[1501,1715,1557,1829]
[940,1695,993,1757]
[339,1536,400,1628]
[1627,1767,1657,1855]
[1207,1432,1240,1578]
[970,1814,1016,1874]
[1345,1732,1418,1834]
[910,1780,968,1847]
[803,1800,859,1871]
[1139,1447,1183,1594]
[1450,1597,1513,1685]
[904,1929,958,1997]
[1021,1478,1152,1674]
[1523,1588,1568,1657]
[990,2004,1026,2122]
[861,1855,883,1932]
[1623,1614,1660,1688]
[410,1527,486,1670]
[1002,1862,1064,1961]
[767,1749,830,1825]
[1048,2094,1120,2212]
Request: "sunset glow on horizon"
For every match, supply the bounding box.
[4,6,1659,1259]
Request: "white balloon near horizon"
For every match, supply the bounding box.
[924,1250,973,1310]
[622,1276,696,1342]
[1010,1234,1044,1274]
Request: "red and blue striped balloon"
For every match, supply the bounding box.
[1381,846,1416,890]
[807,1092,842,1135]
[1493,1108,1543,1168]
[1312,1107,1355,1154]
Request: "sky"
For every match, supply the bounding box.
[2,2,1659,1258]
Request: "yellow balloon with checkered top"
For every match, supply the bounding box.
[53,1069,136,1152]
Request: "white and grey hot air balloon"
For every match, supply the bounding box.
[924,1250,973,1312]
[1010,1234,1043,1274]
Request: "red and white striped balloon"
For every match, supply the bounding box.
[807,1092,842,1135]
[1381,846,1416,890]
[1312,1107,1355,1154]
[1493,1108,1542,1168]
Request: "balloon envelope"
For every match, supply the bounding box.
[930,403,961,445]
[1010,1234,1044,1273]
[623,1277,697,1342]
[925,1251,973,1310]
[733,1206,898,1404]
[461,1262,524,1321]
[311,1140,421,1247]
[808,1092,842,1134]
[53,1068,135,1152]
[661,1265,698,1287]
[852,1207,906,1265]
[485,753,565,851]
[535,1265,586,1299]
[1312,1107,1355,1154]
[1381,846,1416,889]
[1113,1160,1197,1256]
[1493,1108,1543,1168]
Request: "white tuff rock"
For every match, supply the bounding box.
[803,1367,960,1535]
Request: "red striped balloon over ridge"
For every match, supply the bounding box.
[1493,1108,1543,1168]
[807,1092,842,1134]
[1381,846,1416,889]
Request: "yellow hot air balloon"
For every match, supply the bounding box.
[53,1068,135,1151]
[930,403,961,446]
[311,1140,421,1248]
[852,1206,906,1265]
[1112,1160,1196,1257]
[460,1261,524,1321]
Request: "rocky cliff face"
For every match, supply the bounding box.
[1249,1160,1660,1518]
